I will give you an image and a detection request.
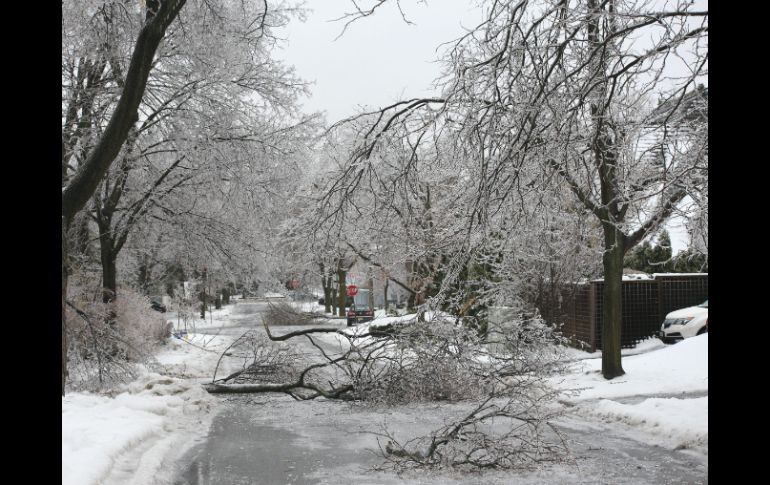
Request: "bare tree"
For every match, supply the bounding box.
[61,0,316,395]
[62,0,188,395]
[321,0,707,378]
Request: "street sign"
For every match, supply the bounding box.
[346,284,358,296]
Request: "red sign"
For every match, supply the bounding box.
[346,285,358,296]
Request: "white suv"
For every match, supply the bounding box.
[659,300,708,343]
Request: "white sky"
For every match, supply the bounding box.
[274,0,481,123]
[274,1,704,253]
[275,0,707,124]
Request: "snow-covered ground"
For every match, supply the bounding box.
[63,305,707,484]
[555,334,708,454]
[62,323,237,485]
[62,372,215,485]
[166,304,236,331]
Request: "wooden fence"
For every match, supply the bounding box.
[555,274,708,351]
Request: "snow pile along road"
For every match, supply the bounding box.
[586,396,708,451]
[561,333,708,400]
[62,371,217,485]
[557,333,708,454]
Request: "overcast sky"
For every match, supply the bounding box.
[274,1,705,254]
[274,0,480,123]
[274,1,706,125]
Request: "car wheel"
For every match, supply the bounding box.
[697,326,707,335]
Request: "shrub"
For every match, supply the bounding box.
[65,272,171,392]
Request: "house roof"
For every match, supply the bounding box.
[649,85,708,125]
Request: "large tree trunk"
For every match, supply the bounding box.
[61,0,188,220]
[601,224,625,379]
[62,218,68,396]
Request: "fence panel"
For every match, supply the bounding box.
[553,274,708,350]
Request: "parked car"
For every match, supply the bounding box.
[659,300,708,343]
[151,299,167,313]
[347,289,374,326]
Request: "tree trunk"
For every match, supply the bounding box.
[323,281,332,314]
[337,266,347,317]
[61,0,189,220]
[319,263,332,313]
[100,243,118,304]
[62,218,68,396]
[367,278,374,310]
[137,257,150,294]
[601,225,625,379]
[60,0,188,397]
[383,278,389,311]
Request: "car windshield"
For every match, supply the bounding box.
[353,290,371,309]
[698,300,708,308]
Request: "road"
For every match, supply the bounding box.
[168,301,707,484]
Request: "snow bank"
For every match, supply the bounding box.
[560,333,708,400]
[153,333,234,379]
[62,373,214,485]
[558,334,708,454]
[585,396,708,451]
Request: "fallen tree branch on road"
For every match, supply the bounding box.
[203,314,571,469]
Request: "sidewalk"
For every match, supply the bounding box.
[62,310,237,485]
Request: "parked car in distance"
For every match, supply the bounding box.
[659,300,707,343]
[347,289,374,326]
[151,299,167,313]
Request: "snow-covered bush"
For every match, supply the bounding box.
[114,288,172,358]
[352,319,490,405]
[65,271,170,392]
